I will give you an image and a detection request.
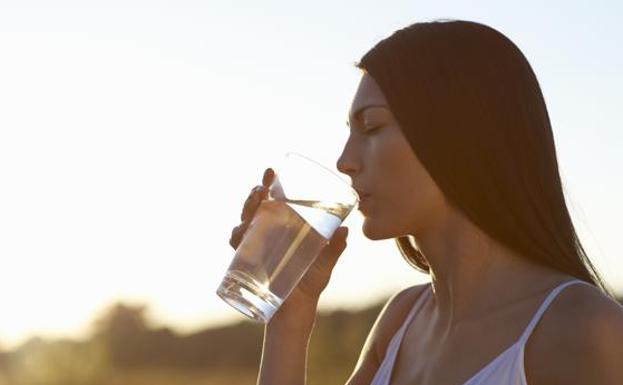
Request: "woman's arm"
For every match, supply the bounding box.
[256,302,318,385]
[255,283,429,385]
[547,301,623,385]
[525,284,623,385]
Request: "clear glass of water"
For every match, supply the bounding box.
[216,152,359,323]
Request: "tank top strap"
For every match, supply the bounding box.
[400,283,433,332]
[382,284,432,362]
[517,279,592,346]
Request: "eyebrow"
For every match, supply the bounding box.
[346,105,389,127]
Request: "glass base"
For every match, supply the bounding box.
[216,270,283,323]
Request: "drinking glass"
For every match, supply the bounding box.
[216,152,359,323]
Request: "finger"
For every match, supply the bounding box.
[261,168,275,200]
[326,226,348,249]
[331,226,349,243]
[241,185,264,222]
[262,168,275,187]
[229,225,243,249]
[229,222,249,249]
[315,227,349,270]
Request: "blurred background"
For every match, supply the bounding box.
[1,1,621,384]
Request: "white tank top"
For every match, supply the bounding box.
[370,279,592,385]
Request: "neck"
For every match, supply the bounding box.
[412,211,568,339]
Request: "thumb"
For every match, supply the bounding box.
[317,226,349,270]
[331,226,349,244]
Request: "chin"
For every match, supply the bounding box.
[362,219,395,241]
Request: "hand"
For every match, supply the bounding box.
[229,167,274,250]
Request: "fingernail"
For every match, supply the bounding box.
[262,168,274,186]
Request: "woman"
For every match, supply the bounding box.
[229,20,623,385]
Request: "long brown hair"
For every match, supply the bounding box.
[355,20,614,297]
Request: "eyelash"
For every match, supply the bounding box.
[364,125,381,134]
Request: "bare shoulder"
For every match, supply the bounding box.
[526,282,623,385]
[345,282,430,385]
[367,282,430,362]
[377,283,431,341]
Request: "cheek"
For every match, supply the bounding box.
[362,134,421,237]
[378,133,420,204]
[369,129,448,237]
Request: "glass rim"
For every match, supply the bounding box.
[283,151,360,202]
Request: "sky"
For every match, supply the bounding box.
[0,0,622,350]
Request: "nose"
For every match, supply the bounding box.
[336,146,359,178]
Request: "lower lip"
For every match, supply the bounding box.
[357,196,370,211]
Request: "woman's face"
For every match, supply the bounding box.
[337,72,448,240]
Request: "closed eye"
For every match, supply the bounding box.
[364,125,382,134]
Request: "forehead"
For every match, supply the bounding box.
[348,73,390,121]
